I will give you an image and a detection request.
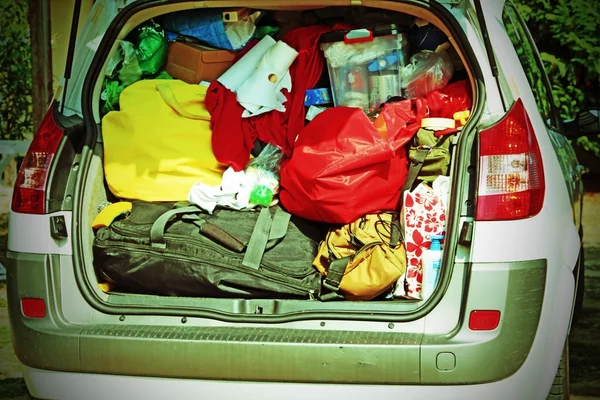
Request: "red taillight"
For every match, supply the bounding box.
[12,105,64,214]
[21,298,46,319]
[468,310,501,331]
[476,99,545,221]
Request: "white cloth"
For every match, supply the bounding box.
[188,167,253,213]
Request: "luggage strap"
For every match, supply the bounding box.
[389,145,431,247]
[151,206,242,249]
[150,205,291,266]
[320,241,381,301]
[242,207,291,270]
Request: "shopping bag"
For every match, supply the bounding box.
[397,183,446,299]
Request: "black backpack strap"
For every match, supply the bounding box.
[322,257,351,293]
[319,241,381,301]
[319,255,351,302]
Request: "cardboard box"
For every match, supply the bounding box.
[165,41,237,84]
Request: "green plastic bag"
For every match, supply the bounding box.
[100,22,170,115]
[101,80,125,115]
[152,70,173,80]
[134,24,168,76]
[118,41,143,86]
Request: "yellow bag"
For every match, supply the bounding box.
[102,79,226,201]
[314,213,406,301]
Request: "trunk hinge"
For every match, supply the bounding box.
[473,0,507,110]
[60,0,83,114]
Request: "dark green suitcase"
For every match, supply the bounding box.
[93,201,329,299]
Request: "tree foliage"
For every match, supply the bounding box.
[516,0,600,158]
[0,0,32,140]
[517,0,600,117]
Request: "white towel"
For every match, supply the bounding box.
[188,167,253,213]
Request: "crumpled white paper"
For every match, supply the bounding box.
[218,35,298,118]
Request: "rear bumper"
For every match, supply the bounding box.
[7,252,554,396]
[21,362,552,400]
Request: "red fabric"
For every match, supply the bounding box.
[205,24,351,171]
[426,79,472,119]
[279,106,415,224]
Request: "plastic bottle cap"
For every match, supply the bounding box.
[421,117,455,131]
[249,185,274,207]
[430,234,444,250]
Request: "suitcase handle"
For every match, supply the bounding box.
[150,206,244,252]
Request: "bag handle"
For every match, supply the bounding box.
[150,206,246,252]
[156,83,211,121]
[151,206,201,248]
[266,207,291,249]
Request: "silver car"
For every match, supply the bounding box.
[6,0,593,399]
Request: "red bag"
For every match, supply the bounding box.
[279,105,416,224]
[426,79,472,119]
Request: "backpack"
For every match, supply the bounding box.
[313,212,406,300]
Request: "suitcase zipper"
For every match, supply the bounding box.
[95,239,316,296]
[109,223,315,279]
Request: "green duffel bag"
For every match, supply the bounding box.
[409,128,454,183]
[93,201,329,299]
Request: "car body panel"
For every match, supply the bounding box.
[8,248,544,385]
[8,212,73,255]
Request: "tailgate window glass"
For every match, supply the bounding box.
[502,4,559,128]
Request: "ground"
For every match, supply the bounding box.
[0,187,598,399]
[571,191,600,397]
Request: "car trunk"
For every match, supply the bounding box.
[73,0,480,321]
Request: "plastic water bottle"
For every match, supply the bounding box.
[421,234,444,300]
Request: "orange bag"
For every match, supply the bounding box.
[313,212,406,300]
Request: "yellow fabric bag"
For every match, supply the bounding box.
[313,212,406,301]
[102,79,226,201]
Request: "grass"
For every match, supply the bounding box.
[0,379,30,400]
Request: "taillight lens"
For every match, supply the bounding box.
[468,310,501,331]
[476,99,545,221]
[12,105,64,214]
[21,298,46,319]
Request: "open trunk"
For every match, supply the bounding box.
[74,0,479,320]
